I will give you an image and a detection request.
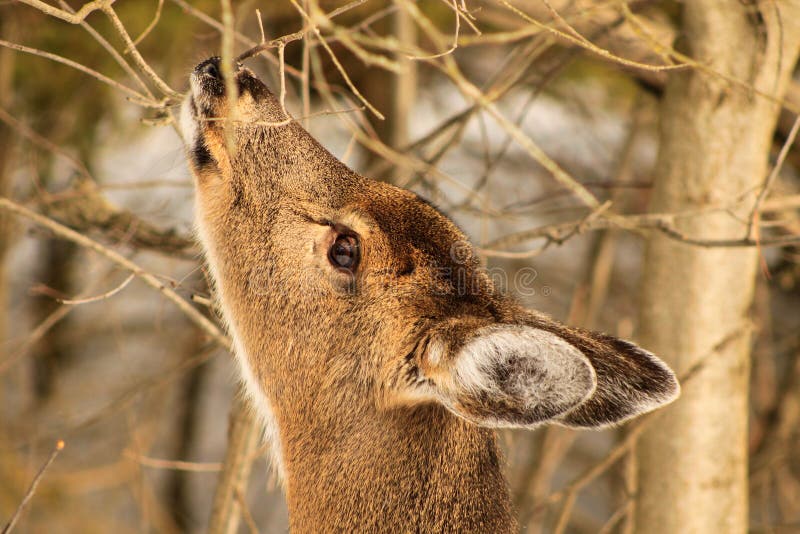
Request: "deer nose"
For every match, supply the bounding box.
[195,57,244,82]
[196,57,222,81]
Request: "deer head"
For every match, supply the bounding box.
[181,57,679,532]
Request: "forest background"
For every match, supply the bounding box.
[1,1,800,533]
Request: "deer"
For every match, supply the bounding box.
[179,56,679,533]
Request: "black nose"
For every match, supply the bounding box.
[196,57,222,80]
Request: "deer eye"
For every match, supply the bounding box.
[328,234,359,272]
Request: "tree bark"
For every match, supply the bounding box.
[207,392,260,534]
[360,0,417,183]
[0,12,14,368]
[636,2,800,533]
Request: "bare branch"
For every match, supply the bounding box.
[0,106,92,178]
[0,39,153,103]
[408,0,460,61]
[208,395,261,534]
[57,0,153,97]
[234,487,260,534]
[748,115,800,239]
[16,0,179,101]
[123,451,222,473]
[290,0,385,119]
[0,197,230,351]
[500,0,685,73]
[219,0,239,154]
[2,440,65,534]
[99,2,180,98]
[436,55,601,208]
[15,0,111,24]
[129,0,164,50]
[57,273,134,305]
[482,206,800,258]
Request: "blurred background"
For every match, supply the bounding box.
[1,1,799,533]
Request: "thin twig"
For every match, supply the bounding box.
[2,440,65,534]
[43,346,218,446]
[0,39,151,103]
[431,49,600,208]
[457,0,617,46]
[481,207,800,258]
[191,294,214,308]
[129,0,164,50]
[748,115,800,239]
[220,0,239,155]
[123,451,222,473]
[619,3,800,115]
[553,490,577,534]
[235,28,308,63]
[99,2,180,98]
[169,0,301,81]
[597,499,634,534]
[301,0,311,129]
[289,0,385,119]
[234,487,260,534]
[0,106,92,179]
[17,0,179,99]
[207,395,261,534]
[314,3,404,73]
[57,0,152,97]
[58,273,134,305]
[235,0,372,64]
[1,297,73,374]
[514,0,685,72]
[408,0,460,60]
[278,43,288,117]
[255,8,266,43]
[15,0,110,23]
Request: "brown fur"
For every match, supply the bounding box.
[180,58,679,533]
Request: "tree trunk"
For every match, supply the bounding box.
[207,392,261,534]
[360,0,417,183]
[636,2,800,533]
[0,13,14,368]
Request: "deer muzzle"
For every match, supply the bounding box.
[180,56,277,171]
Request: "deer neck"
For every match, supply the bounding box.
[278,403,516,533]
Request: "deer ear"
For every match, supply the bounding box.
[549,330,680,428]
[419,323,679,430]
[427,325,597,428]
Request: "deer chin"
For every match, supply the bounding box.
[179,93,234,178]
[179,94,210,171]
[178,93,197,147]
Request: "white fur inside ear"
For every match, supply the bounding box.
[454,324,597,418]
[427,339,445,367]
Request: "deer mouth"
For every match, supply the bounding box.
[181,57,245,133]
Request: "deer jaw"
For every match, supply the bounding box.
[180,57,679,531]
